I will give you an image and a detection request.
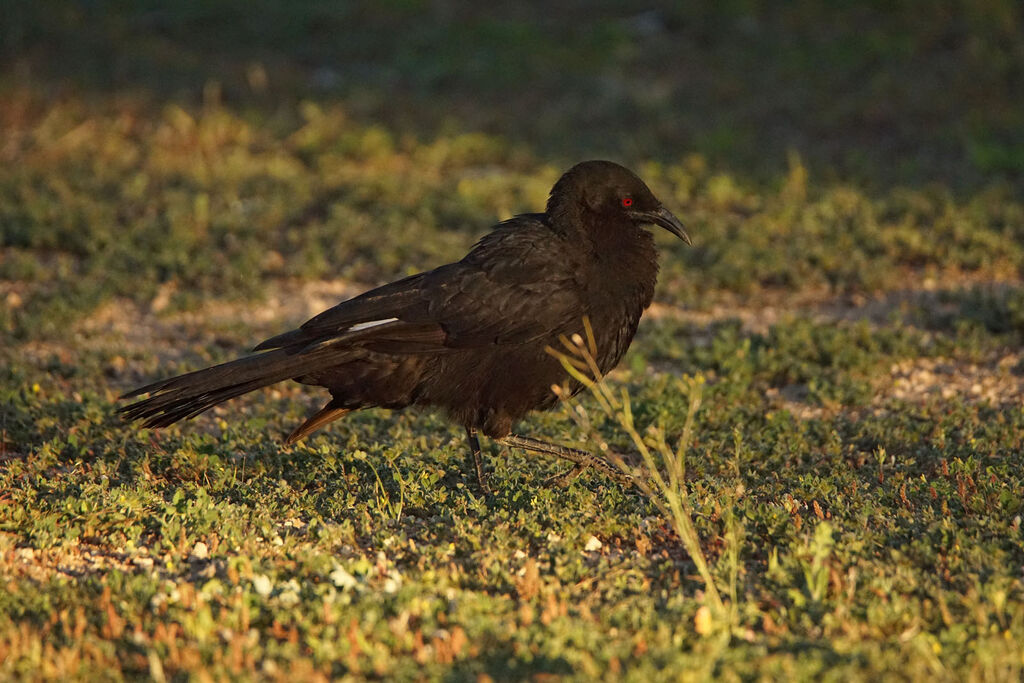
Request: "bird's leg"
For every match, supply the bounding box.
[464,427,492,495]
[498,434,634,488]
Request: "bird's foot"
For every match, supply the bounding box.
[475,469,493,496]
[499,434,634,488]
[543,463,586,487]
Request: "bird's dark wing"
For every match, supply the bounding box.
[253,216,583,355]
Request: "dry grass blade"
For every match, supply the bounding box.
[548,321,728,618]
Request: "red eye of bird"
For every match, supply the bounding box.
[621,197,633,208]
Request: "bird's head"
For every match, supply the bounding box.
[547,160,690,245]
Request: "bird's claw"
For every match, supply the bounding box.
[543,463,587,487]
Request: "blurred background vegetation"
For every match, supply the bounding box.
[4,0,1023,186]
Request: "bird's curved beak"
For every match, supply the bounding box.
[629,206,691,245]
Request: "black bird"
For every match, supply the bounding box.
[120,161,690,491]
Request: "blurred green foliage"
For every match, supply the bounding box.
[3,0,1022,186]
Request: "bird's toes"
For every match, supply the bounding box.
[543,463,587,488]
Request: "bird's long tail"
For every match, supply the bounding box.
[119,348,338,429]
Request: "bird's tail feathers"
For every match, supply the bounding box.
[119,348,337,429]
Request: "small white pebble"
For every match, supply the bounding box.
[191,542,208,560]
[330,566,358,590]
[584,536,603,552]
[252,574,273,597]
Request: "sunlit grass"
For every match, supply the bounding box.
[3,2,1024,678]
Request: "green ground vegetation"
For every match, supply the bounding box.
[2,1,1024,680]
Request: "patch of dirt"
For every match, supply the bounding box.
[884,355,1024,405]
[646,287,835,335]
[79,277,365,354]
[648,278,1024,415]
[764,383,829,421]
[14,278,366,382]
[647,275,1023,335]
[753,351,1024,422]
[1,537,142,581]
